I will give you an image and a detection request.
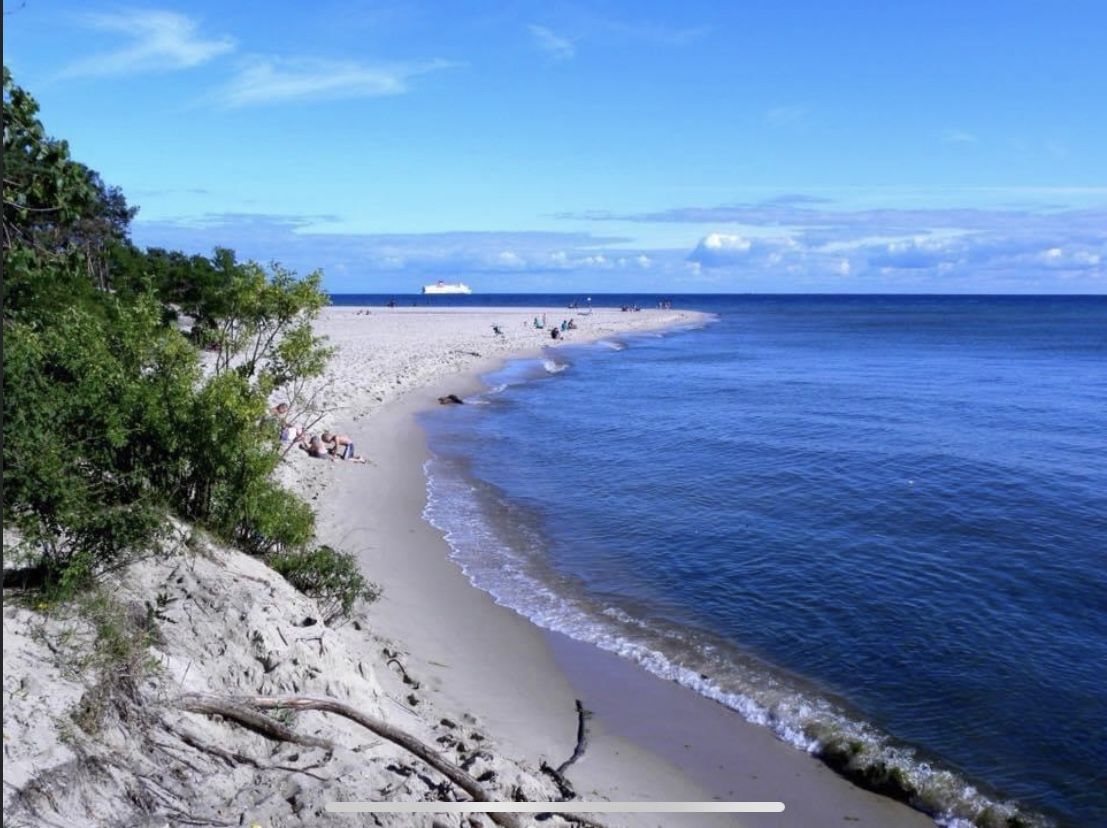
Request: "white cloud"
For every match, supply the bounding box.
[689,233,805,270]
[60,10,234,77]
[1034,246,1101,270]
[528,25,576,60]
[867,236,963,269]
[132,207,1106,292]
[705,233,751,251]
[693,233,753,261]
[497,250,526,267]
[215,56,456,107]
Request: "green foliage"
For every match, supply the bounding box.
[2,67,97,243]
[2,67,136,290]
[2,67,361,616]
[197,255,333,383]
[224,477,315,556]
[269,545,382,623]
[3,291,189,581]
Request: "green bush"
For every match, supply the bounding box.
[3,293,182,584]
[227,478,315,556]
[269,545,381,623]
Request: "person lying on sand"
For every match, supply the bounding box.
[298,434,334,460]
[321,431,368,463]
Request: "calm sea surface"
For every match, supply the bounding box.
[339,295,1107,827]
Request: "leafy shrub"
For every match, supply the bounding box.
[269,545,381,623]
[3,293,182,584]
[226,478,315,556]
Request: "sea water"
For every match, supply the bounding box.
[376,295,1103,827]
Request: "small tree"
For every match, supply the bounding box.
[179,251,336,449]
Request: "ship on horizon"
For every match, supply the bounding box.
[422,280,472,295]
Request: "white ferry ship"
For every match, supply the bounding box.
[422,280,472,295]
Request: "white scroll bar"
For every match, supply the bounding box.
[327,801,785,814]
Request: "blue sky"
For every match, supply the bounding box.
[5,1,1105,293]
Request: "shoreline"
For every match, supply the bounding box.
[293,305,934,827]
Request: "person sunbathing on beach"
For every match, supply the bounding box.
[321,431,368,463]
[298,434,334,460]
[272,402,304,443]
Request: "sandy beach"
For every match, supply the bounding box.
[4,303,936,827]
[281,304,934,828]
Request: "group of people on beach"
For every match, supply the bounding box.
[525,315,577,339]
[549,318,578,340]
[271,403,368,464]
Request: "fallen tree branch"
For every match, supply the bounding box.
[155,811,235,827]
[540,761,575,800]
[178,693,522,828]
[177,695,333,750]
[556,700,591,776]
[167,724,330,782]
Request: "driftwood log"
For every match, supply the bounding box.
[179,693,610,828]
[558,700,591,776]
[180,693,527,826]
[540,699,593,803]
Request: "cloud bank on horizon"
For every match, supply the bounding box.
[131,200,1105,294]
[6,1,1105,293]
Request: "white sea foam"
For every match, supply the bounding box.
[543,359,567,374]
[421,455,1049,828]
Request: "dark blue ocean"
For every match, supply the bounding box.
[340,295,1107,827]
